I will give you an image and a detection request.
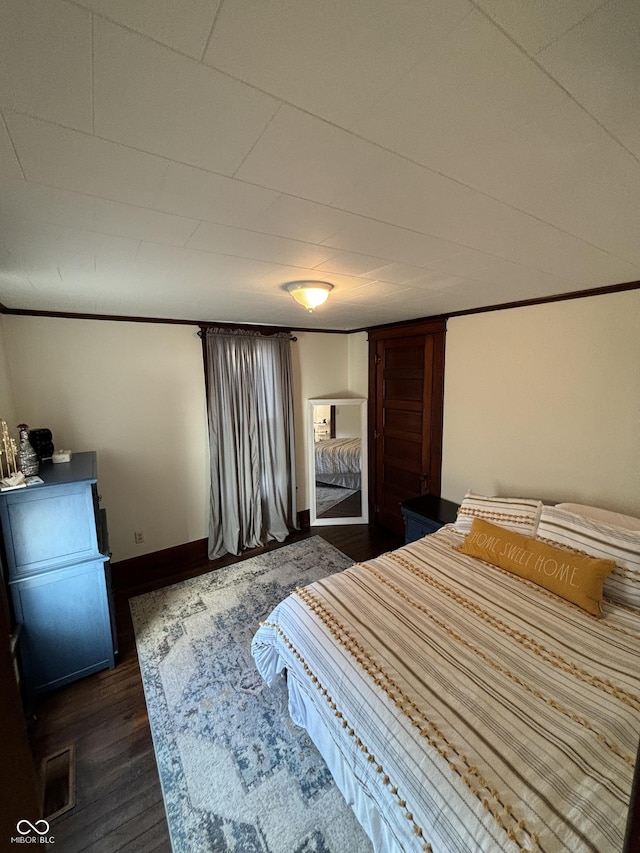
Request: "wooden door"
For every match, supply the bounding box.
[369,320,446,535]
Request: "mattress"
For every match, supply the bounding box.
[252,525,640,852]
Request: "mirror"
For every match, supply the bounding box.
[308,398,368,526]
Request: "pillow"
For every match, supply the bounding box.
[555,503,640,532]
[537,506,640,609]
[453,491,542,537]
[458,518,615,617]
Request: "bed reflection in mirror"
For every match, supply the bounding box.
[309,398,368,526]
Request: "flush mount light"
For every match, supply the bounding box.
[285,281,333,312]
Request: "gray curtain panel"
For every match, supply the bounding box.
[203,328,298,559]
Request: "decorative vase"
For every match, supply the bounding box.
[17,424,39,476]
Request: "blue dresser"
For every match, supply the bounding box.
[0,452,116,695]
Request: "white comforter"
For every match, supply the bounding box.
[252,526,640,852]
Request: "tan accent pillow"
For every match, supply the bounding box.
[458,518,616,617]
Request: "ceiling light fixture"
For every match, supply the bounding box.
[285,281,333,312]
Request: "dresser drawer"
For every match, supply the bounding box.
[0,482,99,578]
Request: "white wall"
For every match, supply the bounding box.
[441,289,640,516]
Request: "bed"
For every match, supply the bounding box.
[315,436,361,489]
[252,496,640,852]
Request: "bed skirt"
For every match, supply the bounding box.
[286,669,403,853]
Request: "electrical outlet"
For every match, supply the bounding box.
[134,530,144,544]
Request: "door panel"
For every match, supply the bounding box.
[384,378,424,401]
[384,408,422,436]
[384,343,424,371]
[383,435,422,467]
[382,465,422,494]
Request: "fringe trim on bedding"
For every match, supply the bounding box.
[388,551,640,713]
[260,619,433,852]
[361,561,637,770]
[293,586,542,853]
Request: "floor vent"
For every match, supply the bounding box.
[42,744,76,821]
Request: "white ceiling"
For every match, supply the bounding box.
[1,0,639,331]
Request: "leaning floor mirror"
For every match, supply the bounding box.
[308,398,368,526]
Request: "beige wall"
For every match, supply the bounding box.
[348,332,369,397]
[1,319,366,560]
[441,289,640,516]
[3,317,209,562]
[0,318,17,434]
[291,331,362,509]
[4,288,636,563]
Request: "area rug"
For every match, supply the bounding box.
[130,537,373,853]
[315,485,357,516]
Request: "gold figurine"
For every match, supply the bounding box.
[0,420,25,489]
[1,420,18,475]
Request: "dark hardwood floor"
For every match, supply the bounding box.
[317,489,362,519]
[31,524,402,852]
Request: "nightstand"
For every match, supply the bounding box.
[401,495,460,544]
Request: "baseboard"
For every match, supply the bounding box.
[112,518,311,593]
[111,538,208,592]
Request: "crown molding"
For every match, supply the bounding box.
[1,279,638,334]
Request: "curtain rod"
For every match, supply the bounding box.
[198,326,297,341]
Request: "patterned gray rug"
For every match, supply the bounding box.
[315,485,357,516]
[130,536,373,853]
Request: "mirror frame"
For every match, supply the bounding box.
[308,397,368,526]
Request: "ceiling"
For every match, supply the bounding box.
[1,0,639,332]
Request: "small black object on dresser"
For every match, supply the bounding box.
[401,495,460,544]
[28,427,54,460]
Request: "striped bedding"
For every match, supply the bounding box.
[252,525,640,852]
[315,437,361,488]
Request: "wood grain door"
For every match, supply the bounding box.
[369,321,446,535]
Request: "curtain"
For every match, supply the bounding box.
[202,328,298,559]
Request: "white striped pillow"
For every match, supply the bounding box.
[555,503,640,531]
[453,492,542,537]
[536,505,640,609]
